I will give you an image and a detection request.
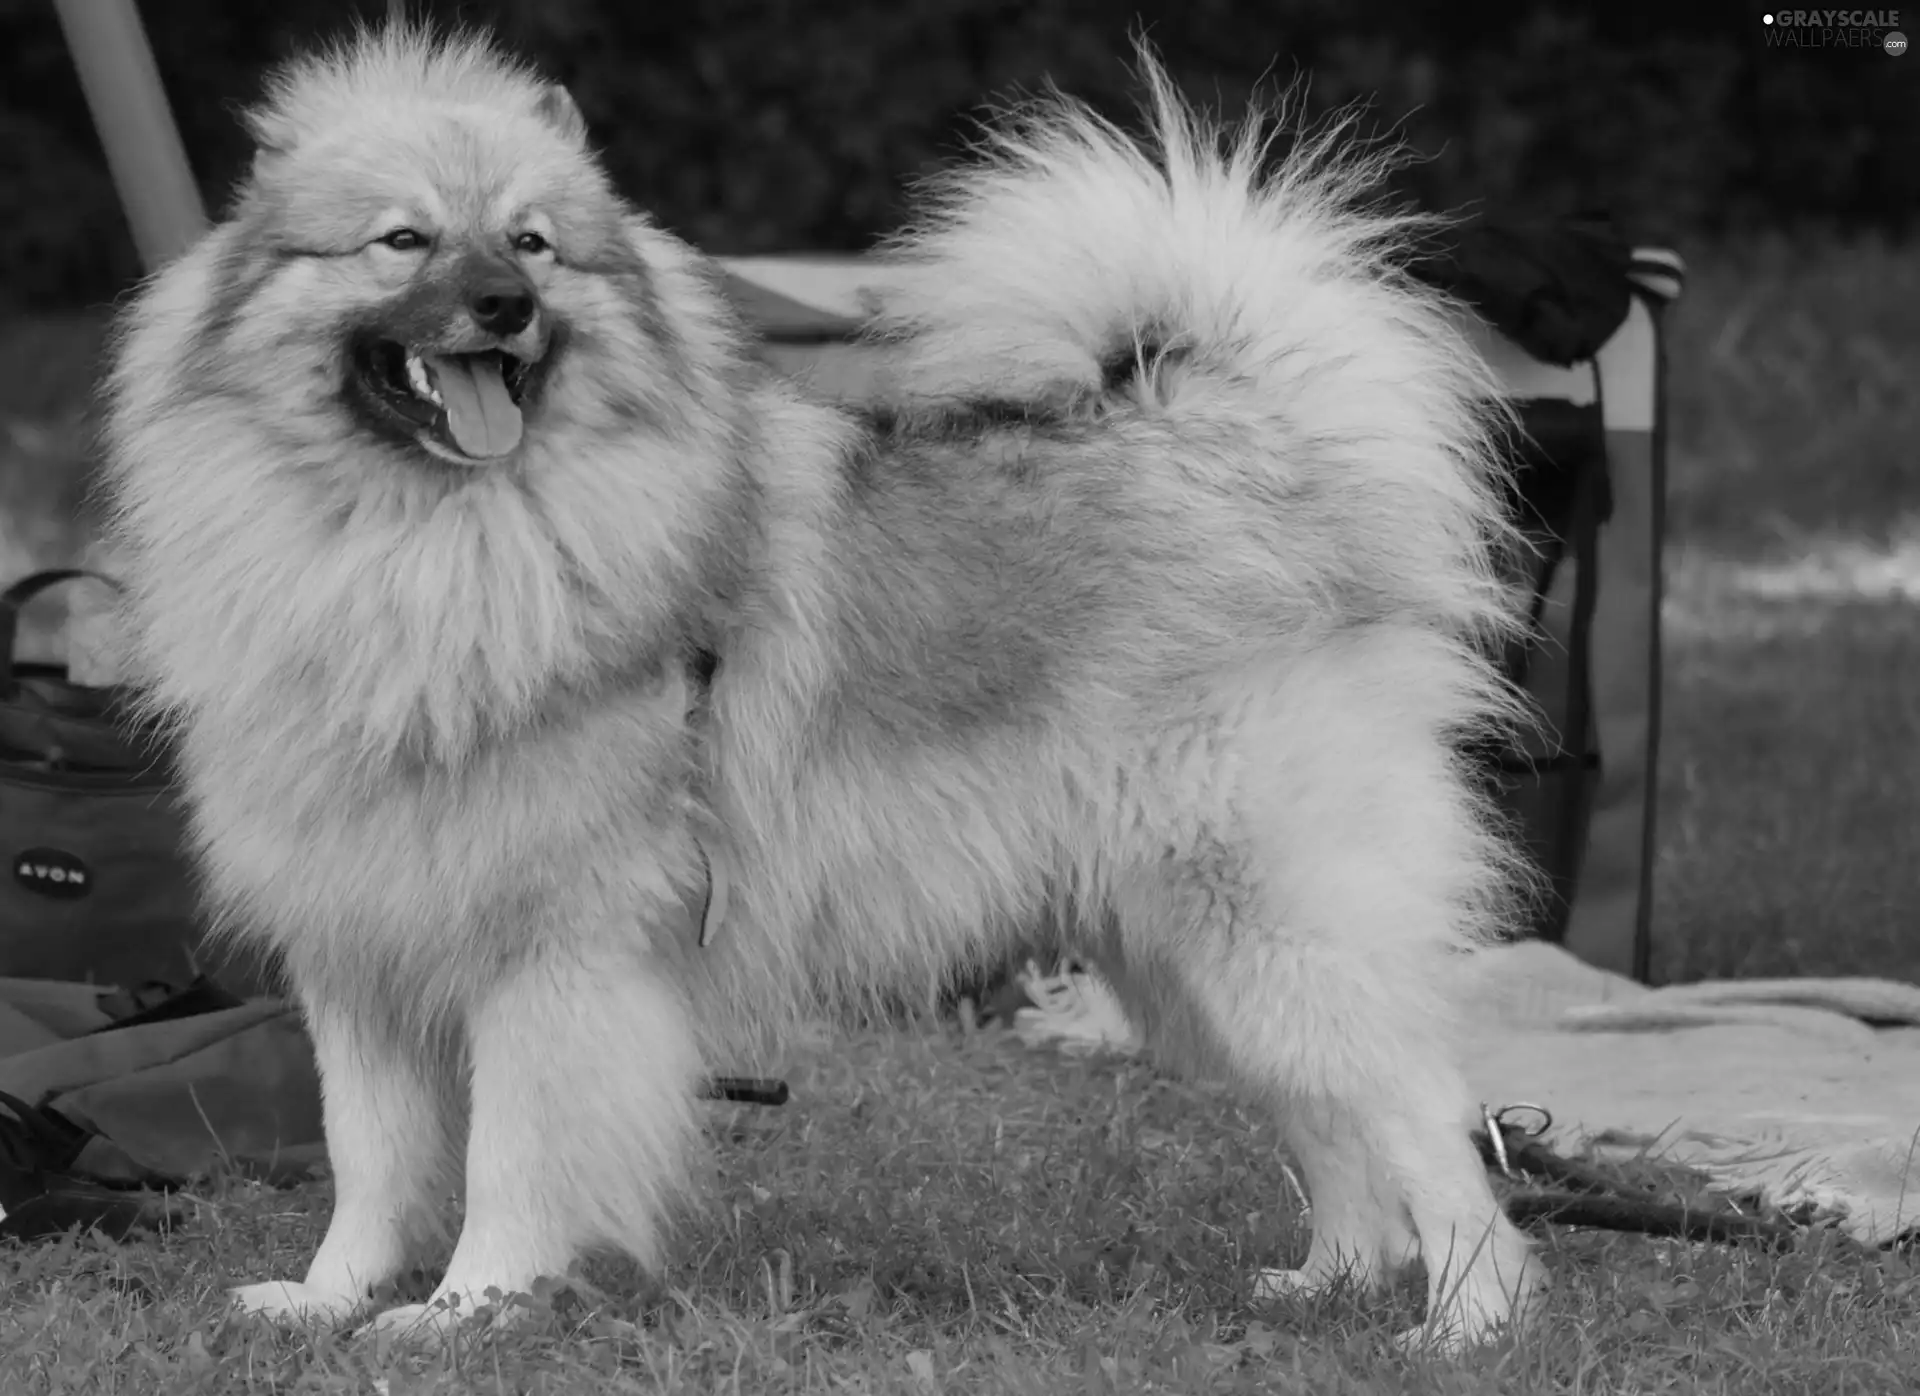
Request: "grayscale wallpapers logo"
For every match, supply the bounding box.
[1763,10,1908,51]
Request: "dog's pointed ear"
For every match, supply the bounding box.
[243,106,294,186]
[534,84,588,144]
[250,144,289,185]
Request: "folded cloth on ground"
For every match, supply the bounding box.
[0,977,325,1186]
[1455,941,1920,1246]
[1008,942,1920,1246]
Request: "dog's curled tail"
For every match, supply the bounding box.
[872,49,1521,649]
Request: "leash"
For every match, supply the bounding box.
[1475,1102,1804,1251]
[701,1076,790,1107]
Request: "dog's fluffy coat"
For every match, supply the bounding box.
[99,25,1545,1346]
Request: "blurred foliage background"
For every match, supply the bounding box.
[0,0,1912,313]
[0,2,1915,983]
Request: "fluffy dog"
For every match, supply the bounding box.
[98,24,1545,1348]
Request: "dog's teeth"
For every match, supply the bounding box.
[403,352,442,406]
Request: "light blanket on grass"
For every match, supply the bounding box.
[1009,941,1920,1246]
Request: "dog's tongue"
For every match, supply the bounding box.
[428,354,522,459]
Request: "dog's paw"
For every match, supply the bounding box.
[359,1290,528,1343]
[1397,1263,1549,1357]
[1251,1267,1318,1301]
[359,1301,449,1342]
[230,1280,363,1327]
[1244,1267,1367,1313]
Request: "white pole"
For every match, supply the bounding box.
[51,0,208,272]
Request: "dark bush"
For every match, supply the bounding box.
[0,0,1910,311]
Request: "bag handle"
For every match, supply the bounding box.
[0,569,125,693]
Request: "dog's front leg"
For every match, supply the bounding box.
[232,998,454,1326]
[364,940,705,1338]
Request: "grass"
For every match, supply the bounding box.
[4,234,1920,1390]
[1653,581,1920,985]
[5,1028,1919,1394]
[1662,235,1920,554]
[1651,234,1920,984]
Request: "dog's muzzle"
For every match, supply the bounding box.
[350,327,552,466]
[347,255,558,466]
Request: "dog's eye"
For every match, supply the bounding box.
[513,231,551,255]
[377,228,429,251]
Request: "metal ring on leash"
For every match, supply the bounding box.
[1493,1102,1554,1138]
[1479,1101,1554,1178]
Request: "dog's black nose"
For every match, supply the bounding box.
[468,278,536,337]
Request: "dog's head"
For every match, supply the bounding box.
[99,26,777,772]
[213,26,669,471]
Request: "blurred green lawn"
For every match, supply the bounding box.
[1653,237,1920,983]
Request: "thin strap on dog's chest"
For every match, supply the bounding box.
[684,645,728,948]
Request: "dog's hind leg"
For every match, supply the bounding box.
[1103,668,1546,1350]
[364,936,704,1337]
[1109,870,1541,1352]
[232,997,455,1326]
[1252,1100,1422,1303]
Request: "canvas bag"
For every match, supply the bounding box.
[0,569,246,991]
[1459,246,1684,981]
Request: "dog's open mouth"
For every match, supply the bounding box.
[351,340,542,464]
